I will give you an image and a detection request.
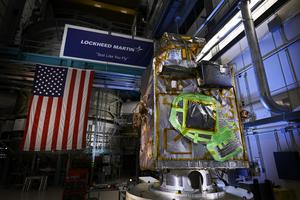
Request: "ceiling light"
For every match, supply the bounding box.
[197,0,278,61]
[94,4,102,8]
[120,10,128,14]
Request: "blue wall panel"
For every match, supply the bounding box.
[242,48,252,67]
[259,33,276,56]
[287,40,300,81]
[236,74,248,104]
[272,28,285,47]
[284,13,300,40]
[246,67,259,98]
[263,54,286,92]
[278,51,295,86]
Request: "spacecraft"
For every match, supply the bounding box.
[127,33,252,200]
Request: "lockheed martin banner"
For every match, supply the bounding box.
[60,24,153,68]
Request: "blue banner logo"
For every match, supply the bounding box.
[60,25,153,68]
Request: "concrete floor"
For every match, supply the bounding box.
[0,187,63,200]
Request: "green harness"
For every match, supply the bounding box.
[169,93,242,162]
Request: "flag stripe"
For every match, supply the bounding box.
[40,97,53,151]
[24,96,39,151]
[35,98,48,151]
[67,70,82,150]
[46,98,57,151]
[29,96,44,151]
[72,70,86,149]
[51,98,63,150]
[77,71,91,149]
[62,69,77,150]
[56,69,73,150]
[20,96,33,150]
[82,71,94,148]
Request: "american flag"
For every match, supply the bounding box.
[20,65,94,151]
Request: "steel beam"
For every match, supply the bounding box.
[0,47,145,76]
[0,46,144,91]
[244,111,300,128]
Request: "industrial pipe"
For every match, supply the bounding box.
[239,0,290,113]
[193,0,227,37]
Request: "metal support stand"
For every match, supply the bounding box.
[126,170,253,199]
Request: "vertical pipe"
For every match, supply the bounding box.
[131,15,137,37]
[91,89,100,184]
[281,129,291,151]
[274,130,281,151]
[288,129,296,151]
[239,0,290,113]
[246,135,253,161]
[243,71,255,116]
[135,131,140,182]
[255,135,266,179]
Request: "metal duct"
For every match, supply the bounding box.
[239,0,290,113]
